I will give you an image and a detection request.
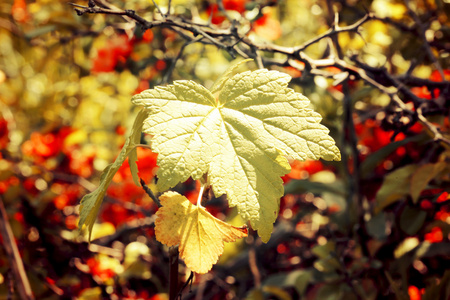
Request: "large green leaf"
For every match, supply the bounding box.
[132,67,340,242]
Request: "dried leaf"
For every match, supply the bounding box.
[155,191,248,274]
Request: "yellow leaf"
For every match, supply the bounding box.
[78,287,102,300]
[155,191,248,274]
[371,0,407,20]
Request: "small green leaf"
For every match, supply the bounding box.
[128,111,148,186]
[410,162,446,203]
[78,110,148,241]
[366,212,388,240]
[316,284,344,300]
[284,179,345,196]
[261,270,312,296]
[375,164,418,214]
[360,134,424,179]
[400,206,427,235]
[312,241,336,259]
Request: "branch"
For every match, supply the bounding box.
[92,216,155,246]
[70,2,450,148]
[169,246,179,300]
[140,178,161,208]
[404,0,444,79]
[294,12,372,53]
[396,75,450,90]
[70,3,231,35]
[0,196,34,300]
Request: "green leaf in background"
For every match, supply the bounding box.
[410,162,446,203]
[366,212,389,240]
[261,269,313,297]
[423,270,450,300]
[375,164,418,214]
[400,206,427,235]
[360,134,425,179]
[315,283,344,300]
[284,179,346,197]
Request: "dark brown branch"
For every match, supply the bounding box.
[169,246,180,300]
[70,3,231,36]
[404,0,444,79]
[92,216,155,246]
[396,75,450,90]
[70,2,450,148]
[295,12,372,53]
[140,178,161,208]
[371,16,417,33]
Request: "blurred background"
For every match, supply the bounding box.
[0,0,449,299]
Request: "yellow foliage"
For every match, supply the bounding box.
[155,191,248,274]
[371,0,407,20]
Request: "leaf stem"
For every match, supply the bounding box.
[140,178,161,208]
[197,182,207,207]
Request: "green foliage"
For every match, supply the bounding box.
[79,110,148,240]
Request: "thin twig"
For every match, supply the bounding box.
[167,0,172,17]
[151,0,164,17]
[140,178,161,208]
[0,196,34,300]
[325,4,369,259]
[161,42,190,84]
[178,271,194,298]
[92,216,155,246]
[217,0,232,22]
[404,0,444,79]
[254,49,264,69]
[248,245,261,287]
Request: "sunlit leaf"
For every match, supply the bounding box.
[394,237,419,259]
[132,66,340,241]
[78,110,148,240]
[78,287,102,300]
[210,58,253,94]
[154,191,248,274]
